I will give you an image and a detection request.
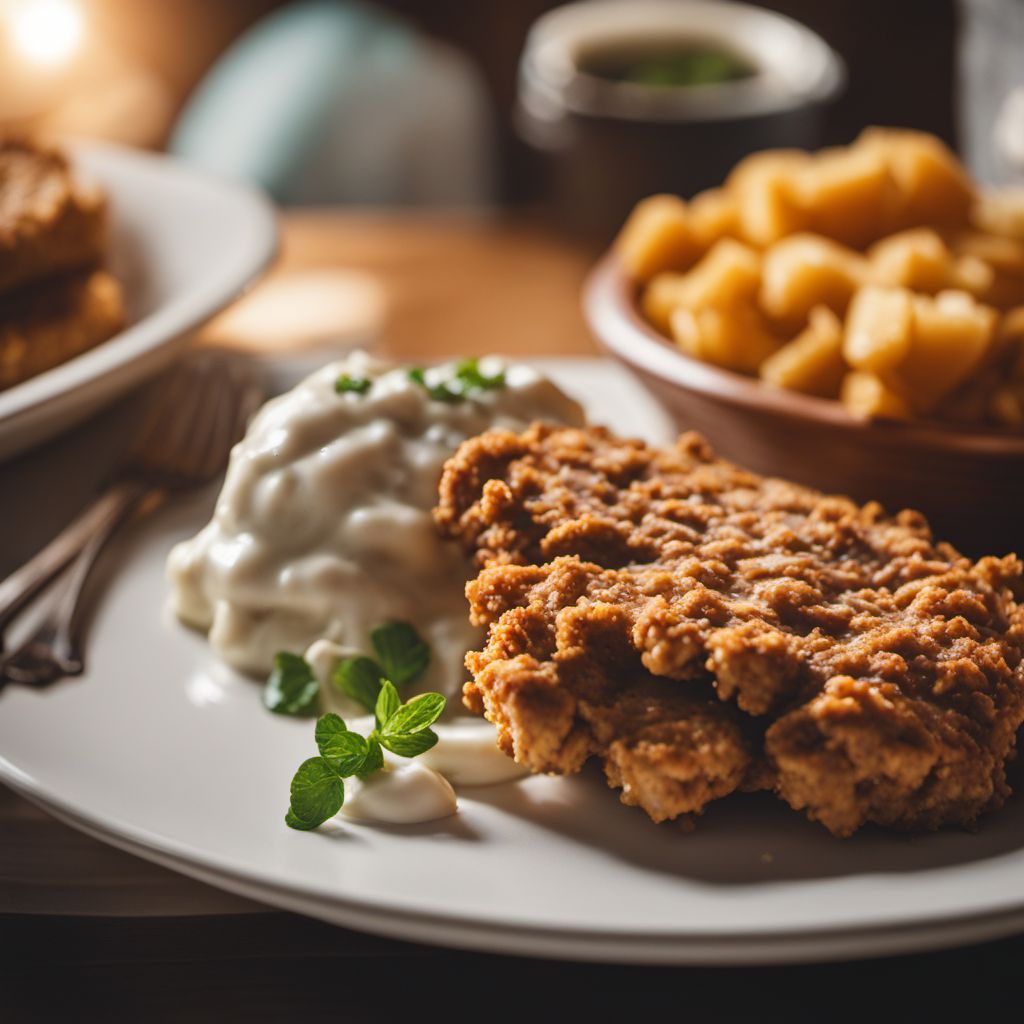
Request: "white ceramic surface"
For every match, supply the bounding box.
[2,358,1024,965]
[0,140,278,460]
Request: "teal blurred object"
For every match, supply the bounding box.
[170,0,495,205]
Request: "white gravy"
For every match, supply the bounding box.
[167,352,582,686]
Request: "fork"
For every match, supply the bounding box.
[0,352,263,685]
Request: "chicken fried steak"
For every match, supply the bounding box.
[463,558,758,822]
[437,424,1024,836]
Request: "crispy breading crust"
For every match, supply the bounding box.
[0,136,107,297]
[464,560,757,822]
[438,424,1024,836]
[0,269,125,390]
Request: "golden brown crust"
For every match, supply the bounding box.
[438,423,1024,836]
[0,269,125,390]
[464,564,755,822]
[0,136,107,297]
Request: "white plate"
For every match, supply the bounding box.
[0,141,277,460]
[3,357,1024,965]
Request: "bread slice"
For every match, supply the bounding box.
[0,136,108,297]
[0,269,125,389]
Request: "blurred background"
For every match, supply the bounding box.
[0,0,1019,240]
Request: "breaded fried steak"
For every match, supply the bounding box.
[0,136,107,297]
[0,269,125,389]
[436,424,1024,836]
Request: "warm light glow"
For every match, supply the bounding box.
[8,0,84,67]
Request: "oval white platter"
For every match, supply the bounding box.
[0,140,278,460]
[2,357,1024,965]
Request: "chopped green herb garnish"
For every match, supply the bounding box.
[284,694,446,831]
[335,374,372,395]
[407,358,507,403]
[453,357,506,392]
[407,367,463,403]
[264,652,320,717]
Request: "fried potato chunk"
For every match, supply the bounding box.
[642,239,761,334]
[894,291,997,411]
[760,306,845,397]
[868,228,953,292]
[840,370,912,420]
[726,149,811,246]
[615,194,696,281]
[972,188,1024,242]
[671,304,782,374]
[760,234,868,326]
[857,127,974,231]
[798,145,897,249]
[949,230,1024,309]
[688,187,740,249]
[844,285,914,373]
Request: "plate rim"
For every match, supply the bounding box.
[6,766,1024,965]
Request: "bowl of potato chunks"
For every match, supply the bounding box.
[584,127,1024,555]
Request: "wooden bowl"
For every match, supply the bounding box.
[583,253,1024,558]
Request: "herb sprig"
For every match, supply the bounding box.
[285,684,446,830]
[332,621,431,712]
[263,621,431,718]
[407,357,506,404]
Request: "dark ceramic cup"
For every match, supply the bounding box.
[517,0,845,243]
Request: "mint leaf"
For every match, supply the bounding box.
[333,656,383,713]
[382,692,445,736]
[314,714,368,775]
[375,679,401,728]
[379,728,439,758]
[285,808,317,831]
[335,374,372,395]
[287,757,344,829]
[264,652,319,717]
[281,623,443,833]
[371,622,430,687]
[360,737,384,777]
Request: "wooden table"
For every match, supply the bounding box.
[207,211,599,359]
[3,213,1022,1019]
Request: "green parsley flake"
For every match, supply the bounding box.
[407,358,507,403]
[335,374,372,395]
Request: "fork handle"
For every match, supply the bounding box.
[0,480,149,640]
[0,481,165,685]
